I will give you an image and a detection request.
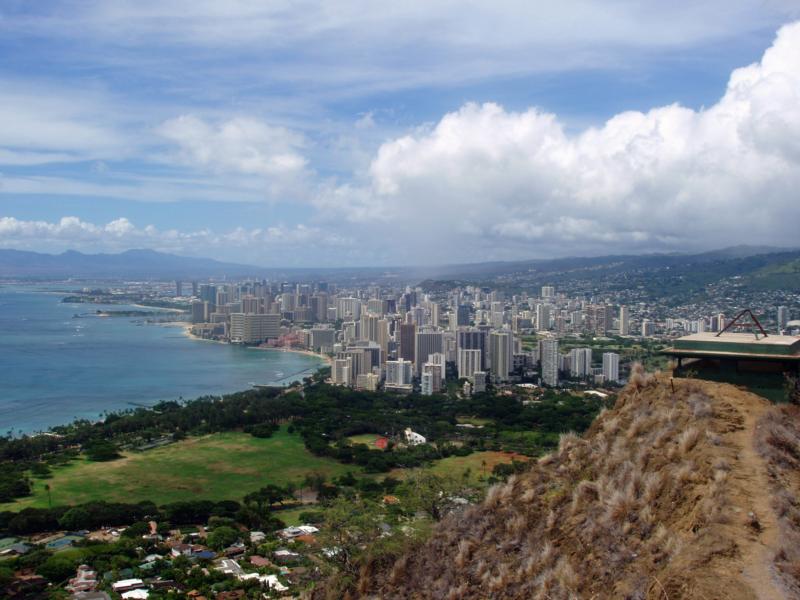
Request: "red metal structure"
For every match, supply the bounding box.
[716,309,769,339]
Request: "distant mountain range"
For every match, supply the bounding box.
[0,246,799,297]
[0,249,265,279]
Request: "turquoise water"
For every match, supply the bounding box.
[0,285,324,434]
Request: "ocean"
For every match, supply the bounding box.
[0,285,325,434]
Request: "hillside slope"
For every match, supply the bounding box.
[349,372,800,599]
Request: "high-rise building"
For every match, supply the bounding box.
[361,314,381,343]
[778,306,789,331]
[398,323,417,363]
[458,348,482,380]
[457,328,488,370]
[456,304,471,327]
[426,352,446,384]
[541,286,555,298]
[229,313,280,343]
[619,305,629,335]
[415,330,444,376]
[536,303,551,331]
[421,363,443,395]
[603,352,620,383]
[332,357,352,386]
[541,337,559,387]
[309,327,336,352]
[367,298,387,316]
[489,331,512,382]
[199,284,217,305]
[569,347,593,378]
[190,300,206,324]
[336,297,362,321]
[175,281,183,297]
[385,359,413,387]
[641,319,656,337]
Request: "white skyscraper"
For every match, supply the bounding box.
[569,347,593,378]
[332,357,352,386]
[536,303,551,331]
[541,337,559,387]
[385,359,413,387]
[619,305,629,335]
[458,348,482,380]
[602,352,620,383]
[489,331,512,382]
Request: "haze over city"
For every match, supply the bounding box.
[1,2,800,266]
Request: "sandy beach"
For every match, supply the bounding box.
[182,325,332,365]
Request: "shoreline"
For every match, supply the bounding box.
[182,325,332,366]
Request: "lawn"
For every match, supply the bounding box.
[2,427,359,510]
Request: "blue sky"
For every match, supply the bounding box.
[1,1,799,266]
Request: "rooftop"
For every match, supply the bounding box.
[665,333,800,360]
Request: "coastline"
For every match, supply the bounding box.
[182,325,332,366]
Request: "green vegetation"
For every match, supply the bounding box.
[424,451,524,482]
[2,428,358,510]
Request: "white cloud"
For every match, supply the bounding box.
[0,216,352,261]
[314,20,800,261]
[0,81,133,165]
[157,115,307,177]
[9,2,798,99]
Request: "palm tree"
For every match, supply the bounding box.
[44,484,52,508]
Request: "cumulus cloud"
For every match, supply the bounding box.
[0,216,351,261]
[316,20,800,261]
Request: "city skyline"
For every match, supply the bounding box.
[1,3,800,266]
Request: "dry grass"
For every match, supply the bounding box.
[316,374,791,599]
[755,404,800,595]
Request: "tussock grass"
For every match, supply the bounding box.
[336,374,767,599]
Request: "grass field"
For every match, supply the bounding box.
[390,451,526,483]
[2,427,359,511]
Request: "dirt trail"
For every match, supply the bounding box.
[708,384,785,599]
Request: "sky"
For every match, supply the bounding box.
[0,1,799,267]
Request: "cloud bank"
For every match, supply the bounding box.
[317,20,800,261]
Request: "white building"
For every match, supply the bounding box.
[404,428,426,445]
[619,305,629,335]
[489,331,512,382]
[569,347,593,378]
[457,348,482,380]
[541,337,559,387]
[602,352,620,383]
[229,313,280,343]
[473,371,487,393]
[331,357,352,386]
[385,359,413,387]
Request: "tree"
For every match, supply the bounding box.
[398,470,463,521]
[316,497,385,582]
[84,440,121,462]
[38,557,76,583]
[206,525,239,550]
[59,506,92,530]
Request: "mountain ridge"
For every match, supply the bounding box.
[0,245,798,283]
